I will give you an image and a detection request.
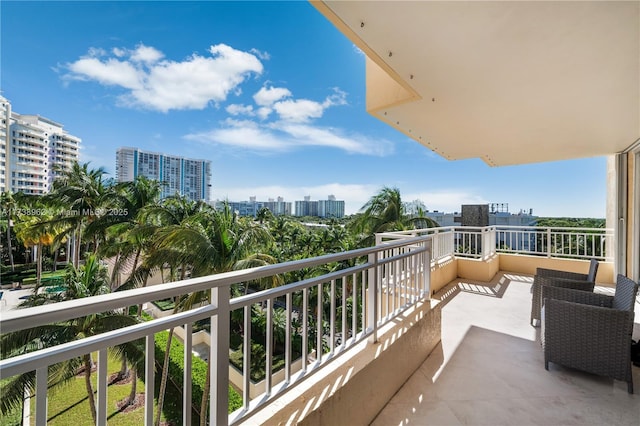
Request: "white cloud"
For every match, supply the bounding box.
[130,44,164,64]
[274,123,392,155]
[226,104,255,116]
[253,86,291,107]
[272,99,324,123]
[67,57,143,90]
[272,88,348,123]
[185,119,289,151]
[256,107,272,120]
[322,88,348,107]
[250,48,271,61]
[185,118,393,156]
[88,47,107,57]
[64,43,263,112]
[184,84,392,156]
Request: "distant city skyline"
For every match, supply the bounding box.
[1,1,607,218]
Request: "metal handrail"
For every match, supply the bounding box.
[0,235,432,426]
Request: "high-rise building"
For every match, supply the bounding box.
[116,147,211,202]
[263,196,292,216]
[216,196,292,217]
[0,96,80,195]
[295,195,345,218]
[1,97,11,193]
[295,195,317,217]
[318,194,345,218]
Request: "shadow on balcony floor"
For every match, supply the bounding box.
[436,273,530,308]
[372,273,640,426]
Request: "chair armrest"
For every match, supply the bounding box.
[536,268,588,281]
[543,298,634,359]
[531,275,595,325]
[542,285,612,308]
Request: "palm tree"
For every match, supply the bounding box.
[120,195,207,426]
[268,216,303,262]
[256,207,272,224]
[0,191,20,271]
[352,186,404,233]
[97,176,162,290]
[0,255,142,423]
[91,177,162,404]
[13,196,60,286]
[48,162,108,267]
[349,187,437,247]
[145,200,276,426]
[409,206,440,230]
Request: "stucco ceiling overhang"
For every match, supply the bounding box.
[312,1,640,166]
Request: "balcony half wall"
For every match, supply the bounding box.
[431,254,614,296]
[242,299,441,425]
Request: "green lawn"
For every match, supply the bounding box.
[21,271,66,287]
[2,325,241,425]
[0,402,22,426]
[25,354,162,426]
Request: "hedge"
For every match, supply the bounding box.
[22,275,65,286]
[229,343,290,382]
[0,264,35,274]
[150,329,242,424]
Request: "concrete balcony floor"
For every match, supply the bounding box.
[372,273,640,426]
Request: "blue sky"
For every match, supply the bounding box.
[1,1,607,218]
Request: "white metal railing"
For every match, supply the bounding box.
[378,226,496,260]
[0,236,431,426]
[495,226,613,261]
[377,225,613,262]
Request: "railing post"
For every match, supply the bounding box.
[144,335,154,426]
[35,366,47,425]
[483,226,496,260]
[492,227,497,257]
[97,349,108,426]
[210,284,230,426]
[444,229,452,258]
[183,322,193,426]
[367,252,379,343]
[423,239,431,298]
[431,229,439,260]
[546,228,552,258]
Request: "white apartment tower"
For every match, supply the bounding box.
[1,97,11,193]
[0,96,80,195]
[318,194,345,219]
[116,147,211,202]
[295,195,345,218]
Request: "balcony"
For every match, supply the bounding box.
[13,134,46,146]
[372,273,640,426]
[1,225,637,425]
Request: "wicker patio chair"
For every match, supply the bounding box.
[530,259,598,326]
[541,274,639,394]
